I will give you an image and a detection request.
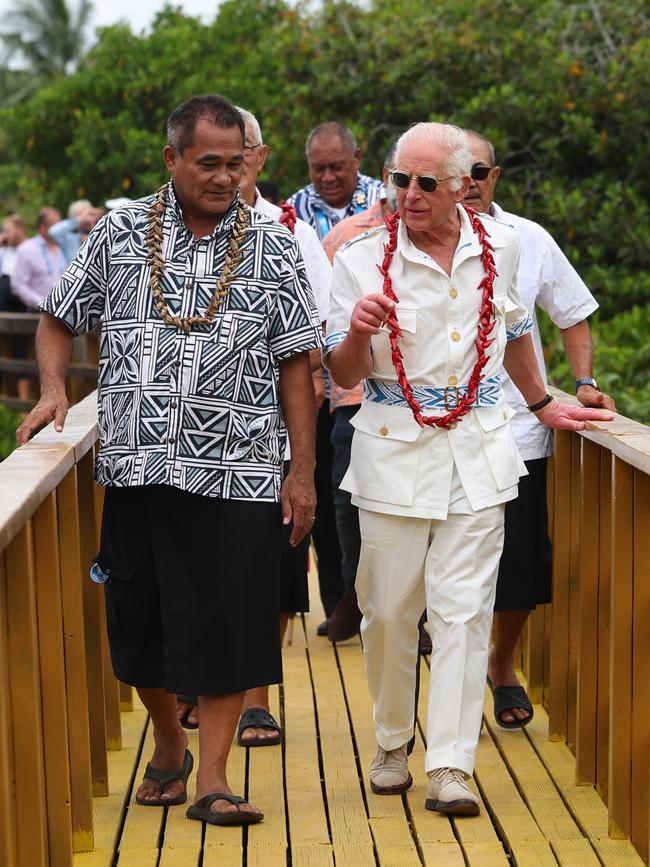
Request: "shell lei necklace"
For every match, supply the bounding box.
[377,205,497,430]
[145,182,250,334]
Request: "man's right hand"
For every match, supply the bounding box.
[16,390,69,445]
[350,293,396,339]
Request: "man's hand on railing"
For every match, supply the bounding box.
[16,388,69,445]
[534,398,614,432]
[576,384,617,413]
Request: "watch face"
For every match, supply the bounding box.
[577,378,598,390]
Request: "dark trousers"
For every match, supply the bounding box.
[312,401,344,617]
[331,405,362,593]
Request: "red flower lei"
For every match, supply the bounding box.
[279,201,297,233]
[377,205,497,429]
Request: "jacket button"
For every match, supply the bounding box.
[379,425,389,436]
[448,375,458,386]
[449,287,458,299]
[449,423,457,430]
[451,331,461,342]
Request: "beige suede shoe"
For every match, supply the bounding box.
[425,767,480,815]
[369,744,412,794]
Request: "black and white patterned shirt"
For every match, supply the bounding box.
[43,183,323,502]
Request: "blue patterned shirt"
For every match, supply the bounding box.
[287,173,385,241]
[43,184,323,502]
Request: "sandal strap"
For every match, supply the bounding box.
[238,707,280,737]
[143,749,192,790]
[195,792,246,809]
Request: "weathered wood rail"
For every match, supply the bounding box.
[0,388,648,865]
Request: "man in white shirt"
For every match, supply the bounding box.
[463,130,615,728]
[325,122,612,815]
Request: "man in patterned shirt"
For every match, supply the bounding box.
[17,94,323,827]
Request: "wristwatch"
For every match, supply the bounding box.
[575,378,599,391]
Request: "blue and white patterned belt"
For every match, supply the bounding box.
[364,376,502,410]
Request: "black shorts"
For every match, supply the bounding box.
[494,458,552,612]
[97,485,283,695]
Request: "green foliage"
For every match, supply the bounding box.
[0,402,21,461]
[0,0,647,418]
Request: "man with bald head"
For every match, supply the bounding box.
[325,122,612,815]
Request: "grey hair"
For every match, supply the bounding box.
[394,122,472,191]
[236,106,263,145]
[306,121,357,156]
[464,129,496,166]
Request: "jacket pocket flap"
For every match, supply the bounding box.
[475,404,512,432]
[350,401,422,442]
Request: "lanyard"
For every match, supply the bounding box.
[314,192,368,240]
[37,236,66,276]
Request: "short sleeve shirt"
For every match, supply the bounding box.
[287,173,385,241]
[42,184,323,502]
[491,203,598,460]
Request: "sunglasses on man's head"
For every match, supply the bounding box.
[470,164,494,181]
[390,170,454,193]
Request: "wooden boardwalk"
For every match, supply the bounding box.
[74,578,644,867]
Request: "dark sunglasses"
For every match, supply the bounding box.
[390,170,454,193]
[470,164,494,181]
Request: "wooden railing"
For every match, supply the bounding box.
[0,388,648,865]
[0,392,124,867]
[0,313,98,411]
[521,388,650,863]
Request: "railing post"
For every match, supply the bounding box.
[57,466,94,852]
[0,553,18,866]
[596,448,612,801]
[575,439,600,783]
[608,455,634,838]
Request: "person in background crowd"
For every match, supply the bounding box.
[17,95,323,827]
[325,122,612,816]
[12,208,65,311]
[176,105,332,741]
[463,129,615,728]
[0,214,27,312]
[320,141,399,644]
[288,122,385,636]
[49,199,105,264]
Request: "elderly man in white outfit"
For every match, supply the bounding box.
[324,122,612,815]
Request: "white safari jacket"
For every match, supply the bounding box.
[325,205,533,519]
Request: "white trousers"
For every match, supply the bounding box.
[356,503,505,776]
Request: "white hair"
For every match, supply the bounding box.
[394,123,472,191]
[68,198,92,218]
[235,106,263,145]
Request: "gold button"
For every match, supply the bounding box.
[451,331,461,342]
[448,375,458,386]
[449,287,458,299]
[449,423,457,430]
[379,425,389,436]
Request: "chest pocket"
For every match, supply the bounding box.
[371,306,418,378]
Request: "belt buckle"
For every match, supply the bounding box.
[444,386,460,410]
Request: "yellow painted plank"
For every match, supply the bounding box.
[483,691,583,840]
[473,726,544,844]
[201,843,243,866]
[591,838,646,866]
[307,635,374,855]
[247,685,287,848]
[509,839,557,865]
[291,842,335,866]
[459,841,510,866]
[158,845,201,866]
[73,851,115,867]
[333,843,380,867]
[203,723,246,851]
[524,706,609,839]
[335,642,423,862]
[114,848,159,866]
[549,838,601,866]
[420,841,467,866]
[160,730,201,851]
[283,622,331,847]
[118,726,165,850]
[247,842,287,866]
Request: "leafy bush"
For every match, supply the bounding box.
[0,402,21,461]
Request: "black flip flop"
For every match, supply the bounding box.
[177,695,199,730]
[135,749,194,806]
[237,707,282,747]
[187,792,264,825]
[486,676,534,729]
